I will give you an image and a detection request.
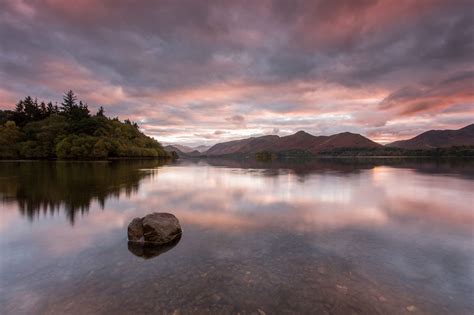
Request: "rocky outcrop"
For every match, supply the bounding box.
[127,212,182,244]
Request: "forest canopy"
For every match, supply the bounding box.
[0,90,169,159]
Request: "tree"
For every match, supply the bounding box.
[13,100,27,125]
[39,102,48,119]
[1,91,171,160]
[61,91,90,120]
[96,106,105,117]
[12,96,44,124]
[15,100,24,113]
[76,101,91,119]
[92,139,109,158]
[46,102,59,115]
[61,90,77,113]
[0,121,23,158]
[23,96,42,121]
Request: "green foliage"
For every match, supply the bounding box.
[0,121,23,158]
[170,151,179,160]
[255,151,275,161]
[0,91,170,160]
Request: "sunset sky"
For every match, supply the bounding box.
[1,0,473,146]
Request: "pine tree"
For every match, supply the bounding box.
[46,102,55,114]
[15,100,25,113]
[61,90,77,114]
[78,101,90,118]
[23,96,40,120]
[96,106,105,117]
[40,102,47,118]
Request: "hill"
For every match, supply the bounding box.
[204,131,381,156]
[194,145,211,152]
[164,145,200,158]
[164,144,211,153]
[388,124,474,149]
[0,91,170,160]
[168,144,195,153]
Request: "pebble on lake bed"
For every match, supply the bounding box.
[406,305,417,312]
[127,212,182,245]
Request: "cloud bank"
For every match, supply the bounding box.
[1,0,473,145]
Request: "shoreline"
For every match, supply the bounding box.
[2,155,472,162]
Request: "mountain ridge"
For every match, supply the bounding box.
[161,123,474,158]
[204,130,382,156]
[164,145,200,158]
[387,124,474,149]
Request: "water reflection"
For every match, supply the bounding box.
[1,159,473,226]
[128,235,182,259]
[0,160,167,224]
[201,157,474,179]
[0,159,473,314]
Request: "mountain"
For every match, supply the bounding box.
[387,124,474,149]
[167,144,195,153]
[165,144,211,153]
[205,135,279,156]
[164,145,200,158]
[310,132,382,153]
[194,145,211,152]
[204,131,381,156]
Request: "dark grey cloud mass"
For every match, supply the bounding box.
[1,0,473,145]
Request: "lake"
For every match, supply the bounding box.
[0,159,473,314]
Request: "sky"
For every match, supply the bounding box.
[1,0,473,146]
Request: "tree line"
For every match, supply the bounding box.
[0,90,169,159]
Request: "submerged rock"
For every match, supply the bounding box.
[127,212,182,245]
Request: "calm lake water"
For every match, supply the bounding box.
[0,159,473,314]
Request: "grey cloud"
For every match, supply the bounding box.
[225,115,245,123]
[2,0,472,97]
[0,0,473,144]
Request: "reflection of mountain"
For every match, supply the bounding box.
[185,157,474,179]
[202,157,375,175]
[0,160,167,224]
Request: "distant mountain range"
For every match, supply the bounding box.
[164,144,211,153]
[173,144,210,153]
[163,144,212,157]
[204,131,381,156]
[194,145,212,152]
[164,145,201,158]
[387,124,474,149]
[165,124,473,158]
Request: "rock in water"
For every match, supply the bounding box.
[127,212,182,245]
[128,217,143,241]
[143,213,182,243]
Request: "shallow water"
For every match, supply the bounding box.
[0,159,473,314]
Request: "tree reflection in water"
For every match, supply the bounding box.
[0,160,168,224]
[1,158,473,225]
